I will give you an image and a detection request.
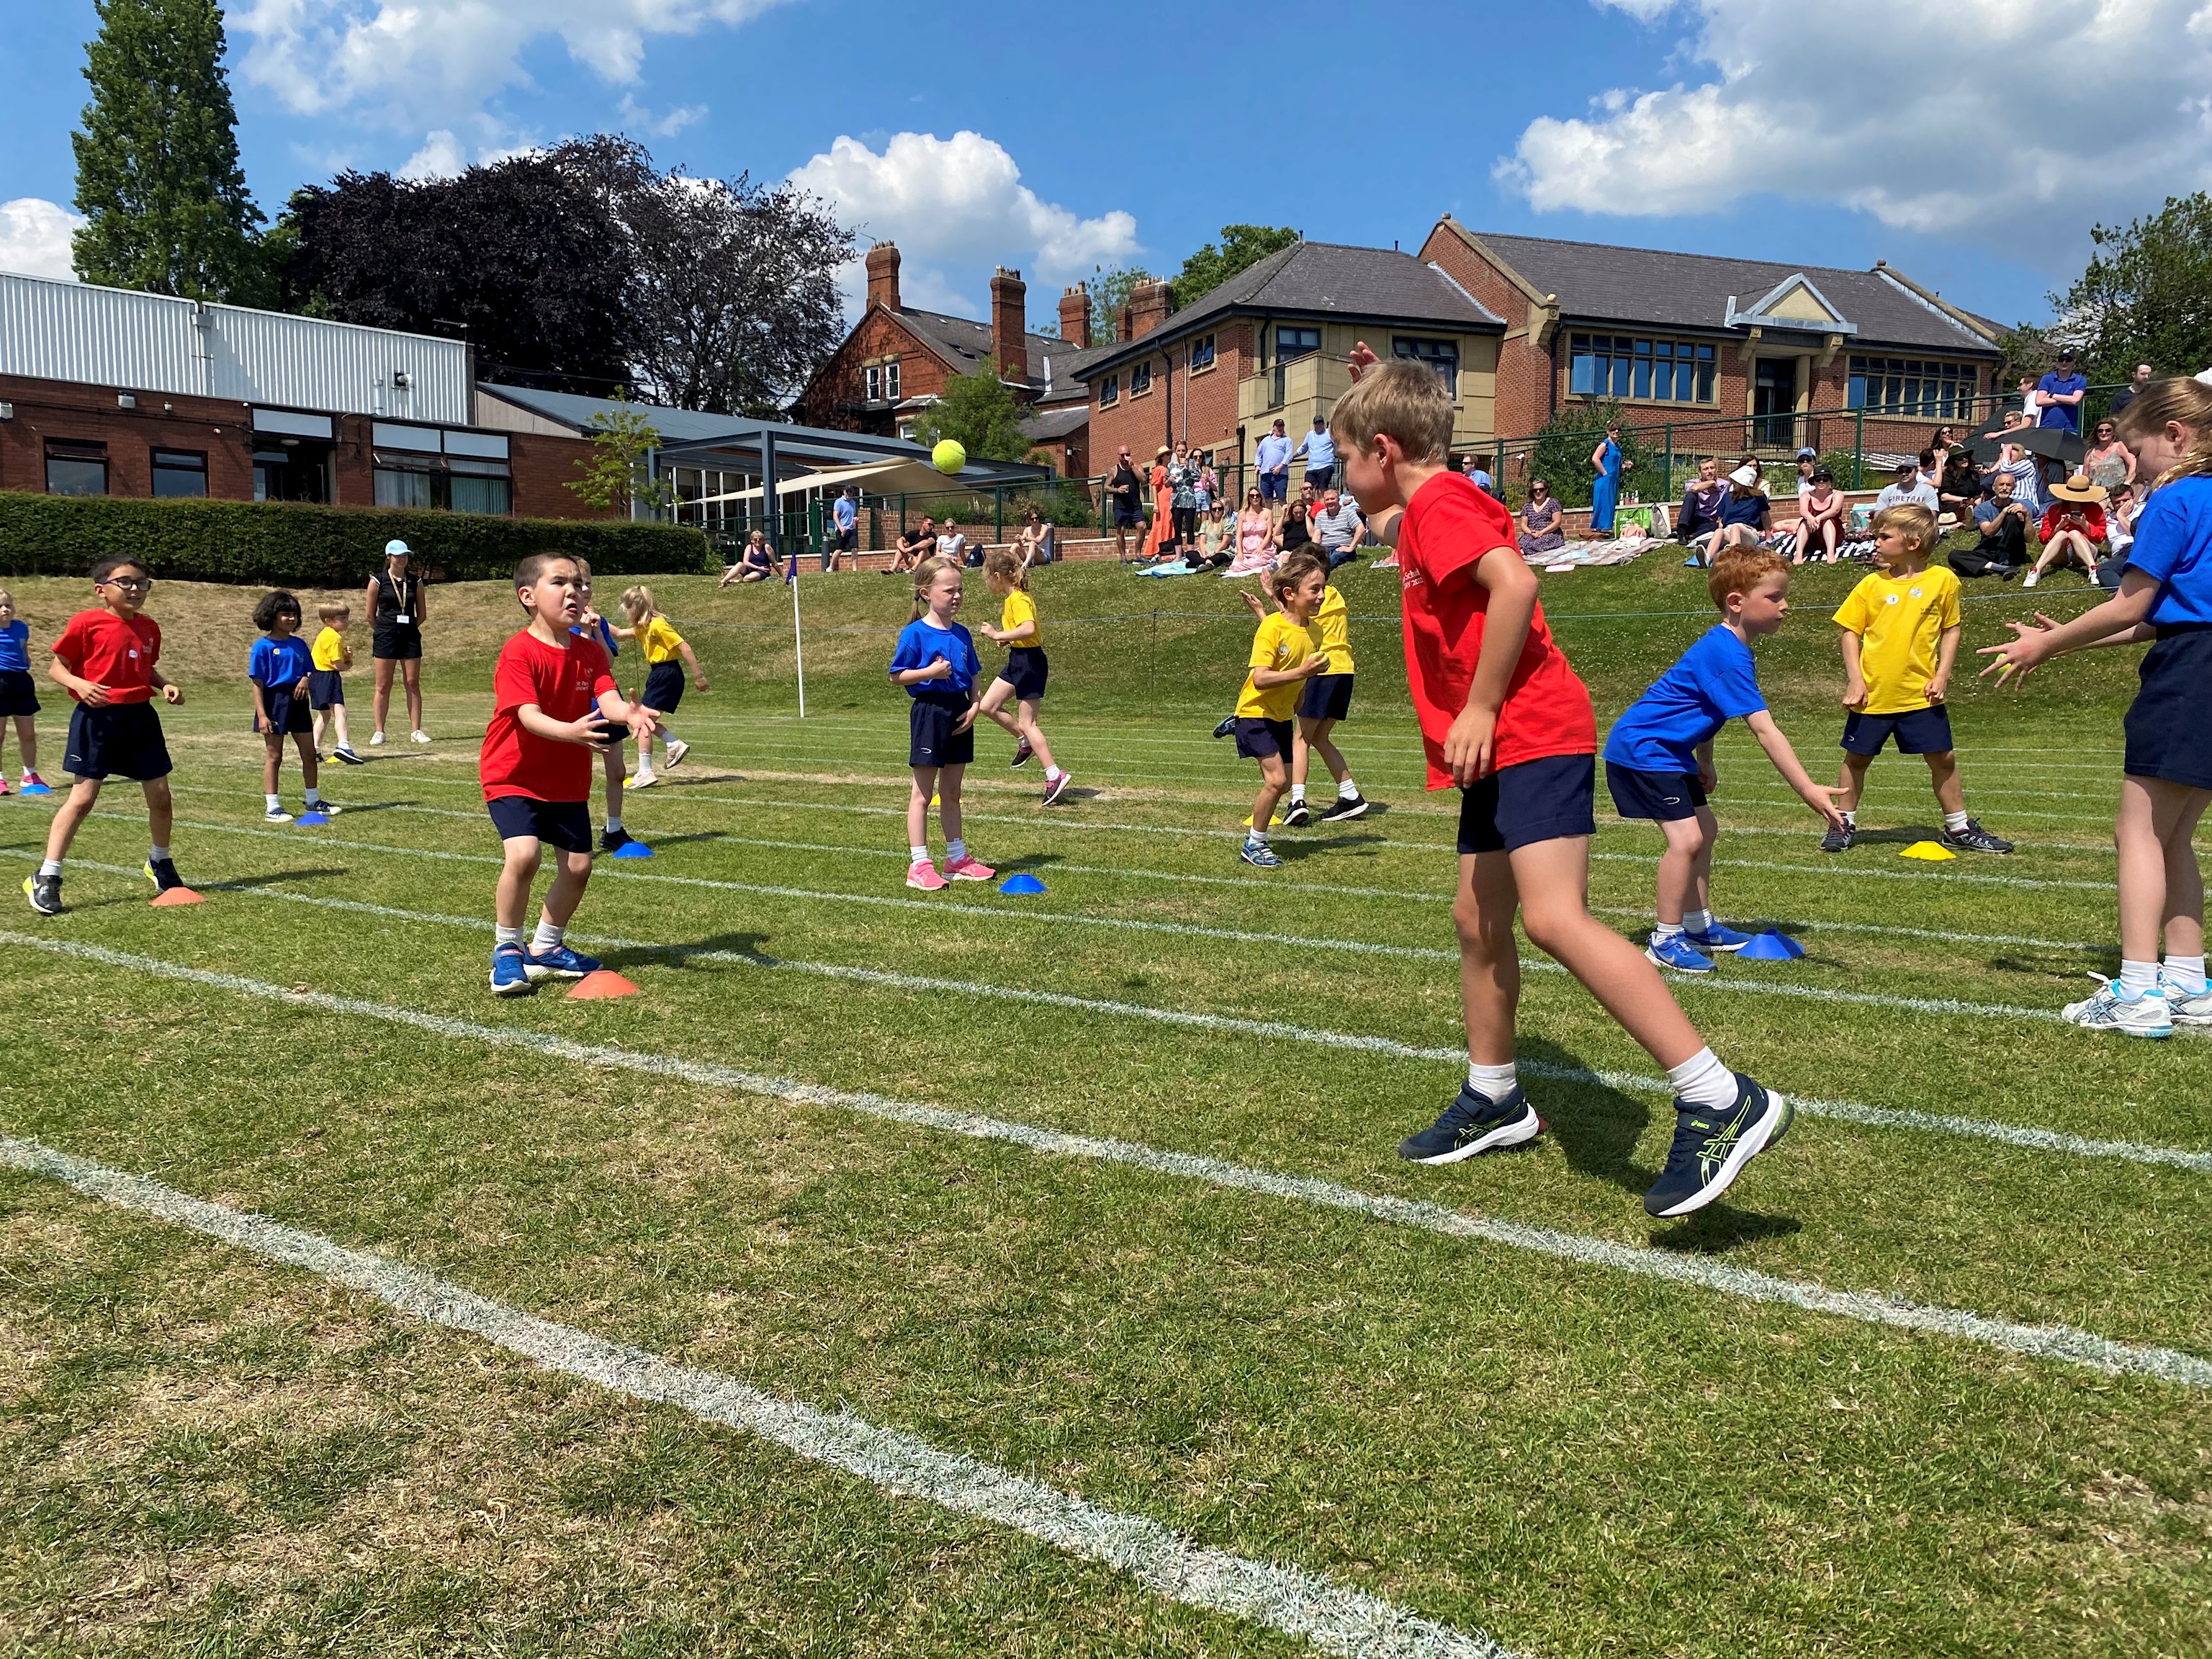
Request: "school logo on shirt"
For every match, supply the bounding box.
[1885,595,1899,606]
[1910,588,1923,599]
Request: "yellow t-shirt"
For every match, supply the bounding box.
[635,615,684,663]
[1313,585,1354,675]
[999,589,1040,647]
[1236,611,1321,721]
[1833,565,1961,714]
[311,625,348,671]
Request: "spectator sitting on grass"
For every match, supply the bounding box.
[1519,477,1567,559]
[1956,471,2031,578]
[1794,468,1847,564]
[1310,488,1364,570]
[1876,459,1940,513]
[1693,464,1769,567]
[719,529,775,585]
[2023,473,2108,590]
[891,515,937,574]
[938,517,974,567]
[1279,479,1318,554]
[1676,457,1726,544]
[1937,446,1983,526]
[1984,440,2044,514]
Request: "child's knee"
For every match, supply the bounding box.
[500,837,543,868]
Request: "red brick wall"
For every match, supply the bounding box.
[793,308,950,433]
[1421,224,1557,438]
[1084,323,1254,476]
[0,374,255,499]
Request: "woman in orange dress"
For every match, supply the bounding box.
[1141,446,1175,559]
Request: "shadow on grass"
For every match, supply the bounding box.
[1518,1035,1650,1198]
[208,867,351,892]
[1650,1203,1803,1253]
[1845,823,1944,847]
[1274,832,1388,864]
[325,799,413,816]
[992,852,1065,875]
[595,930,775,976]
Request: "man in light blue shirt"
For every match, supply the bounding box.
[829,484,859,570]
[1255,419,1291,503]
[1292,415,1336,490]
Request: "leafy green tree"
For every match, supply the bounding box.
[910,370,1033,464]
[71,0,265,301]
[1087,264,1158,345]
[1172,225,1298,308]
[567,391,667,516]
[2045,193,2212,388]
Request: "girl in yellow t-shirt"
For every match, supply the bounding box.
[976,549,1070,805]
[615,585,709,788]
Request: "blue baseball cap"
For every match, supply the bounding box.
[385,538,412,557]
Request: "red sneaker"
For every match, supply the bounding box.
[944,854,996,882]
[906,859,947,891]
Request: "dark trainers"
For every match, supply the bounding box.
[1318,793,1370,822]
[1941,817,2014,855]
[600,827,633,853]
[23,872,62,916]
[1281,799,1312,827]
[1211,714,1236,739]
[1819,822,1856,853]
[1010,737,1034,768]
[142,857,187,894]
[1642,1074,1795,1218]
[1398,1084,1542,1164]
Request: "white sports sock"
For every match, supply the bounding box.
[946,837,966,863]
[1943,810,1970,833]
[2164,954,2208,994]
[606,816,622,834]
[495,925,524,948]
[1046,765,1064,781]
[1665,1047,1738,1111]
[1290,784,1307,802]
[305,787,323,804]
[1339,778,1359,799]
[909,844,930,865]
[1682,908,1712,935]
[530,920,565,955]
[1465,1060,1517,1103]
[265,793,281,811]
[1246,828,1269,845]
[1652,920,1685,943]
[1840,809,1856,827]
[39,859,61,878]
[148,844,169,863]
[2118,959,2160,997]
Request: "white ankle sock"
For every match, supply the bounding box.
[1339,778,1359,799]
[1290,785,1306,802]
[946,838,966,863]
[1682,908,1712,934]
[909,844,930,865]
[305,788,323,805]
[2119,959,2160,996]
[1840,809,1856,827]
[2164,954,2208,994]
[1652,920,1685,943]
[1943,810,1970,833]
[531,921,565,955]
[495,925,524,948]
[1046,765,1063,780]
[1665,1047,1738,1111]
[1466,1061,1517,1103]
[606,816,622,834]
[39,860,61,878]
[148,844,169,863]
[265,793,281,811]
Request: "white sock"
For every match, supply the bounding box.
[634,762,655,778]
[1652,920,1685,943]
[265,793,281,811]
[909,844,930,865]
[1665,1047,1738,1111]
[495,925,524,948]
[2164,954,2208,994]
[1682,908,1712,935]
[1246,827,1268,845]
[606,816,622,834]
[39,859,61,878]
[148,844,169,863]
[1046,765,1064,781]
[2118,959,2160,997]
[1840,809,1856,827]
[305,787,323,805]
[531,920,565,955]
[947,837,966,863]
[1465,1060,1517,1104]
[1339,778,1359,799]
[1290,784,1306,802]
[1943,810,1970,833]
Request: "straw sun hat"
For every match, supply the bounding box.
[2049,472,2109,504]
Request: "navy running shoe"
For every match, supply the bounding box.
[523,941,603,981]
[1397,1084,1542,1164]
[1642,1074,1795,1218]
[490,943,533,997]
[1211,714,1236,739]
[142,857,187,894]
[1281,799,1312,827]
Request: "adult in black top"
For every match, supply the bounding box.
[364,537,429,745]
[1105,447,1143,561]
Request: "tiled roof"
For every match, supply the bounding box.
[1019,404,1090,443]
[896,307,1110,395]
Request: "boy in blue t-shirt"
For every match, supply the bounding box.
[1603,546,1845,972]
[247,590,330,824]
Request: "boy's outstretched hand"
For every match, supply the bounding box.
[1800,784,1849,830]
[1978,613,2061,685]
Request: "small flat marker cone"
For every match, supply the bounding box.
[295,811,331,825]
[1737,930,1805,960]
[611,840,655,858]
[150,886,205,907]
[999,873,1046,894]
[1899,840,1956,861]
[567,969,641,999]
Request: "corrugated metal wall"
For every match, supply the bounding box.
[0,273,469,423]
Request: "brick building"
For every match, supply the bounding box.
[1418,217,2005,462]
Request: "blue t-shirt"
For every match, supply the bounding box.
[248,633,315,689]
[1719,490,1768,529]
[2125,475,2212,627]
[1602,625,1767,773]
[2038,372,2087,431]
[833,495,858,531]
[1256,433,1292,473]
[1295,428,1336,470]
[570,618,619,657]
[0,619,29,675]
[889,618,981,698]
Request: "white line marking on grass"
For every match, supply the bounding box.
[0,1136,1514,1659]
[7,932,2208,1390]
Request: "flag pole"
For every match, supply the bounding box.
[790,562,806,719]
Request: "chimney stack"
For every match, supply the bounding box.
[1058,283,1090,349]
[1129,279,1172,341]
[989,266,1028,383]
[864,241,902,312]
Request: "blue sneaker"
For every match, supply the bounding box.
[1238,837,1282,868]
[1645,933,1717,973]
[490,943,534,997]
[1642,1074,1795,1218]
[523,941,603,981]
[1685,921,1753,953]
[1398,1084,1542,1164]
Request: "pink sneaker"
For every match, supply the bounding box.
[945,854,996,882]
[906,859,946,891]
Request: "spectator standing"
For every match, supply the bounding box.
[1169,441,1200,552]
[1143,448,1174,560]
[1195,459,1217,517]
[1311,489,1364,570]
[1588,421,1625,535]
[1518,477,1567,559]
[1292,415,1337,491]
[1106,446,1143,561]
[364,538,430,746]
[828,484,860,571]
[2108,361,2154,421]
[1235,487,1276,568]
[1256,419,1292,510]
[2038,350,2089,433]
[2085,419,2136,494]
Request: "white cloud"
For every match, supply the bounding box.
[1498,0,2212,251]
[0,198,87,281]
[616,94,706,139]
[396,125,537,179]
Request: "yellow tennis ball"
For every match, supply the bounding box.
[932,439,966,476]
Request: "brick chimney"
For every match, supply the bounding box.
[864,241,901,312]
[989,266,1028,382]
[1115,302,1134,344]
[1129,280,1172,341]
[1058,283,1090,349]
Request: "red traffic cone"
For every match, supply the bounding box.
[567,969,641,999]
[150,886,206,907]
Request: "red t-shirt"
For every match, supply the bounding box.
[50,608,161,704]
[480,629,616,803]
[1396,470,1596,788]
[2040,503,2108,541]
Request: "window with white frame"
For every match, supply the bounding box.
[1190,334,1215,371]
[1131,360,1153,395]
[1393,337,1459,396]
[1099,373,1119,407]
[886,359,900,400]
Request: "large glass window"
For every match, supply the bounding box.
[45,442,108,496]
[1393,336,1460,396]
[1846,356,1977,418]
[446,460,511,516]
[1568,334,1716,403]
[150,449,207,498]
[1277,325,1321,361]
[373,466,435,509]
[374,454,508,513]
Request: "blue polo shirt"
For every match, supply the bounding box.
[1603,625,1767,773]
[0,619,28,675]
[889,618,981,697]
[1256,433,1292,474]
[2126,476,2212,627]
[248,633,315,689]
[1295,428,1336,471]
[833,495,858,531]
[2038,372,2087,431]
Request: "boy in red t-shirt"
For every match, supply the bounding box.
[481,553,659,996]
[25,555,188,916]
[1336,348,1794,1218]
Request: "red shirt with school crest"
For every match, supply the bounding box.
[480,629,616,803]
[1395,469,1595,787]
[51,608,161,703]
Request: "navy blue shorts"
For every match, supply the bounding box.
[0,668,38,716]
[997,647,1048,701]
[1300,673,1354,721]
[1457,752,1599,854]
[64,701,171,782]
[909,692,974,769]
[642,660,686,715]
[486,795,593,853]
[1605,762,1707,822]
[308,669,344,709]
[258,688,313,736]
[1304,464,1335,491]
[2125,624,2212,790]
[1840,705,1954,756]
[1112,500,1141,529]
[1234,716,1293,761]
[1259,471,1288,502]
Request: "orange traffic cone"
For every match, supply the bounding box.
[567,969,641,999]
[150,887,206,907]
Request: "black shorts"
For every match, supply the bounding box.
[834,526,858,552]
[2125,624,2212,790]
[1605,761,1707,822]
[1457,752,1598,854]
[1300,673,1354,721]
[307,669,344,709]
[372,624,423,661]
[642,660,686,715]
[63,701,171,782]
[1304,464,1335,491]
[258,688,313,736]
[909,693,975,769]
[997,647,1048,701]
[486,795,594,853]
[1112,500,1141,529]
[0,668,38,716]
[1233,716,1293,760]
[1840,706,1954,757]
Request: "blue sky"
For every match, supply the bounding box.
[5,0,2208,339]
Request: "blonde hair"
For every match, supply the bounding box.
[619,584,655,624]
[2116,377,2212,490]
[909,554,961,620]
[0,588,13,611]
[982,547,1028,591]
[1870,503,1938,552]
[1270,549,1328,600]
[1707,546,1787,610]
[316,601,349,624]
[1329,359,1452,464]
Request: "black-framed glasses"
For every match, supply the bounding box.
[98,575,152,591]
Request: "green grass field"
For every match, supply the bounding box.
[2,555,2208,1658]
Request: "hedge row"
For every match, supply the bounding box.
[0,493,714,586]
